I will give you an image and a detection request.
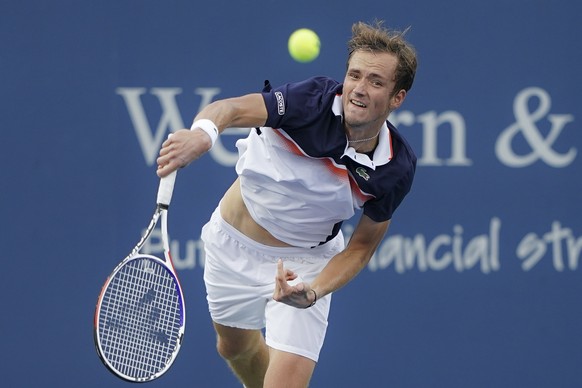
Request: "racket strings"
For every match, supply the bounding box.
[97,258,183,380]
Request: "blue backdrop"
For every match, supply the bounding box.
[1,1,580,387]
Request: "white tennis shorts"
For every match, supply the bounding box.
[201,208,345,362]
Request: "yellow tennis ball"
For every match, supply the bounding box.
[288,28,320,63]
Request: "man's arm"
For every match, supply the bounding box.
[274,214,390,308]
[157,93,267,177]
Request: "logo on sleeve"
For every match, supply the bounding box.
[275,91,285,115]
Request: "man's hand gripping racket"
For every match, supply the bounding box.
[94,168,185,383]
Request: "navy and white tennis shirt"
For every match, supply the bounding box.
[235,76,416,248]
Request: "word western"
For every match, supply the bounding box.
[117,86,577,169]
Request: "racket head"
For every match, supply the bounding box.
[94,254,185,382]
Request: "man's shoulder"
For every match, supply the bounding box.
[291,76,343,95]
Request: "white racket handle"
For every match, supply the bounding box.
[157,170,177,206]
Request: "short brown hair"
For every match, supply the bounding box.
[347,21,417,94]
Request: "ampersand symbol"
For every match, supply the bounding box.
[496,87,576,167]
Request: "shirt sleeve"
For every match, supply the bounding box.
[261,76,340,130]
[363,168,415,222]
[362,142,417,222]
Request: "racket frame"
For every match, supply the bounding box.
[94,171,185,382]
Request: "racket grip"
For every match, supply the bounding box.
[157,170,177,206]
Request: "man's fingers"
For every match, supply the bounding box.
[157,164,172,178]
[156,157,182,177]
[276,259,285,281]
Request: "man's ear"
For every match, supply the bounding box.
[390,89,407,111]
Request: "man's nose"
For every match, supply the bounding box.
[352,79,366,95]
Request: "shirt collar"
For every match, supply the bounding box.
[341,122,392,170]
[333,96,393,170]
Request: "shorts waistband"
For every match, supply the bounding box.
[210,207,341,260]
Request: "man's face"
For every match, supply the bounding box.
[342,50,405,131]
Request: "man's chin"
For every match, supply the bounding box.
[344,116,366,129]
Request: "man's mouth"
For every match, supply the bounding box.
[350,99,367,108]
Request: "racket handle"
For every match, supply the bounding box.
[157,170,177,206]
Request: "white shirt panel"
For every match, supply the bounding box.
[235,128,356,248]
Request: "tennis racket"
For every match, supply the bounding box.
[94,170,185,382]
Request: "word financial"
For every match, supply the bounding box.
[142,218,581,274]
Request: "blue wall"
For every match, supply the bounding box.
[1,1,581,387]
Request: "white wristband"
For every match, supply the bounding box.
[191,119,218,147]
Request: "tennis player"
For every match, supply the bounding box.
[157,21,418,388]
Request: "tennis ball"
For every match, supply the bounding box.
[288,28,320,63]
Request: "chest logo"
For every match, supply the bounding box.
[356,167,370,181]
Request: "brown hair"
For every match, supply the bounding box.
[347,21,417,94]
